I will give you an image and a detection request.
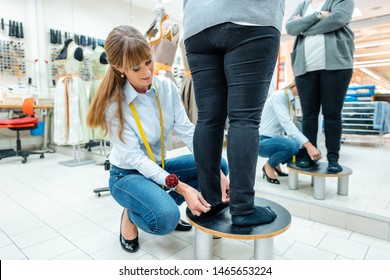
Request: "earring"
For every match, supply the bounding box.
[120,73,124,78]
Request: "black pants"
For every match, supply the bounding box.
[295,69,352,162]
[185,23,280,215]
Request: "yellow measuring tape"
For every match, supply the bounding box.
[284,89,291,114]
[129,82,165,187]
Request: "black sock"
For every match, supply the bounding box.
[232,206,277,226]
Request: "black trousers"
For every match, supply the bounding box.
[185,23,280,215]
[295,69,353,162]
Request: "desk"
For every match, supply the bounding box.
[0,103,54,151]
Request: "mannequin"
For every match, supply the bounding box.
[53,39,90,145]
[145,1,183,149]
[89,44,109,140]
[179,38,197,124]
[145,2,180,85]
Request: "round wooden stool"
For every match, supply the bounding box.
[186,197,291,260]
[287,162,353,200]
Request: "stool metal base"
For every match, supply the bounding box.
[288,172,298,190]
[337,176,349,195]
[313,176,326,200]
[195,229,213,260]
[254,237,274,260]
[194,229,274,260]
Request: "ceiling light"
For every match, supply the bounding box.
[355,41,390,49]
[354,59,390,65]
[354,62,390,68]
[359,68,381,81]
[352,8,363,18]
[354,51,390,58]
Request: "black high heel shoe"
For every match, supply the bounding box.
[262,166,280,184]
[175,219,192,231]
[274,167,288,176]
[120,209,139,253]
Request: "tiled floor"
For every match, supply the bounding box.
[0,137,390,260]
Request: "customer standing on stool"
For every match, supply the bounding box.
[183,0,284,226]
[259,80,322,185]
[87,25,229,253]
[286,0,355,172]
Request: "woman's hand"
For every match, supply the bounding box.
[220,171,230,203]
[176,182,211,216]
[319,11,330,19]
[304,142,322,161]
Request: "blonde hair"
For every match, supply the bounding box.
[87,25,151,142]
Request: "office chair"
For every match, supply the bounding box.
[93,154,110,196]
[0,98,45,163]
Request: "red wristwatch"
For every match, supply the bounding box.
[165,174,179,191]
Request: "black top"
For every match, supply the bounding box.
[186,197,291,239]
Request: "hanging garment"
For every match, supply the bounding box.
[53,41,89,145]
[89,45,109,140]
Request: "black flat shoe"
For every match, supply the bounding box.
[175,219,193,231]
[275,167,288,176]
[120,210,139,253]
[262,166,280,184]
[296,157,317,169]
[327,161,343,172]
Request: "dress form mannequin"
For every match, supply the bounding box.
[179,38,197,124]
[145,2,180,85]
[89,44,109,140]
[145,1,183,149]
[53,39,90,146]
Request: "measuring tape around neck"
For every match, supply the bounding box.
[129,82,165,183]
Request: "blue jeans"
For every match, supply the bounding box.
[259,136,299,168]
[185,23,280,215]
[109,154,228,235]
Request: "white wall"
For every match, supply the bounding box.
[42,0,156,39]
[0,0,173,149]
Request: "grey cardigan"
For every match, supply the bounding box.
[285,0,355,77]
[183,0,285,40]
